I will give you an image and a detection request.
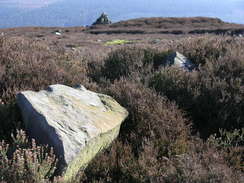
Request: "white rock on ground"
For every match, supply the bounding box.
[166,51,195,71]
[16,84,128,181]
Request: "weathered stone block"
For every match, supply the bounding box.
[17,84,128,181]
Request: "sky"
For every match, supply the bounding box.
[1,0,242,10]
[0,0,244,27]
[0,0,61,8]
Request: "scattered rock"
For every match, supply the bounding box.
[93,12,112,25]
[16,84,128,181]
[166,51,195,71]
[52,30,62,36]
[151,39,161,44]
[55,32,62,36]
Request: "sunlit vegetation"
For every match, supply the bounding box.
[0,34,243,182]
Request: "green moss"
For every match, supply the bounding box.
[105,39,132,46]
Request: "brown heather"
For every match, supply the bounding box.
[0,33,243,182]
[150,36,244,137]
[0,130,56,183]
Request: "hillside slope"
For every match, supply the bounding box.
[87,17,244,35]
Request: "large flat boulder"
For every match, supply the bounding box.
[16,84,128,181]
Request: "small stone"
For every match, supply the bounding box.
[165,51,195,71]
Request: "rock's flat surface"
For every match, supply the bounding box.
[16,84,128,180]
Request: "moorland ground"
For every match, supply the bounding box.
[0,17,243,183]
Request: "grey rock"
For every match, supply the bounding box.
[16,84,128,181]
[166,51,195,71]
[92,12,112,25]
[55,32,62,36]
[151,39,161,44]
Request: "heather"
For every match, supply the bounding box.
[0,34,243,182]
